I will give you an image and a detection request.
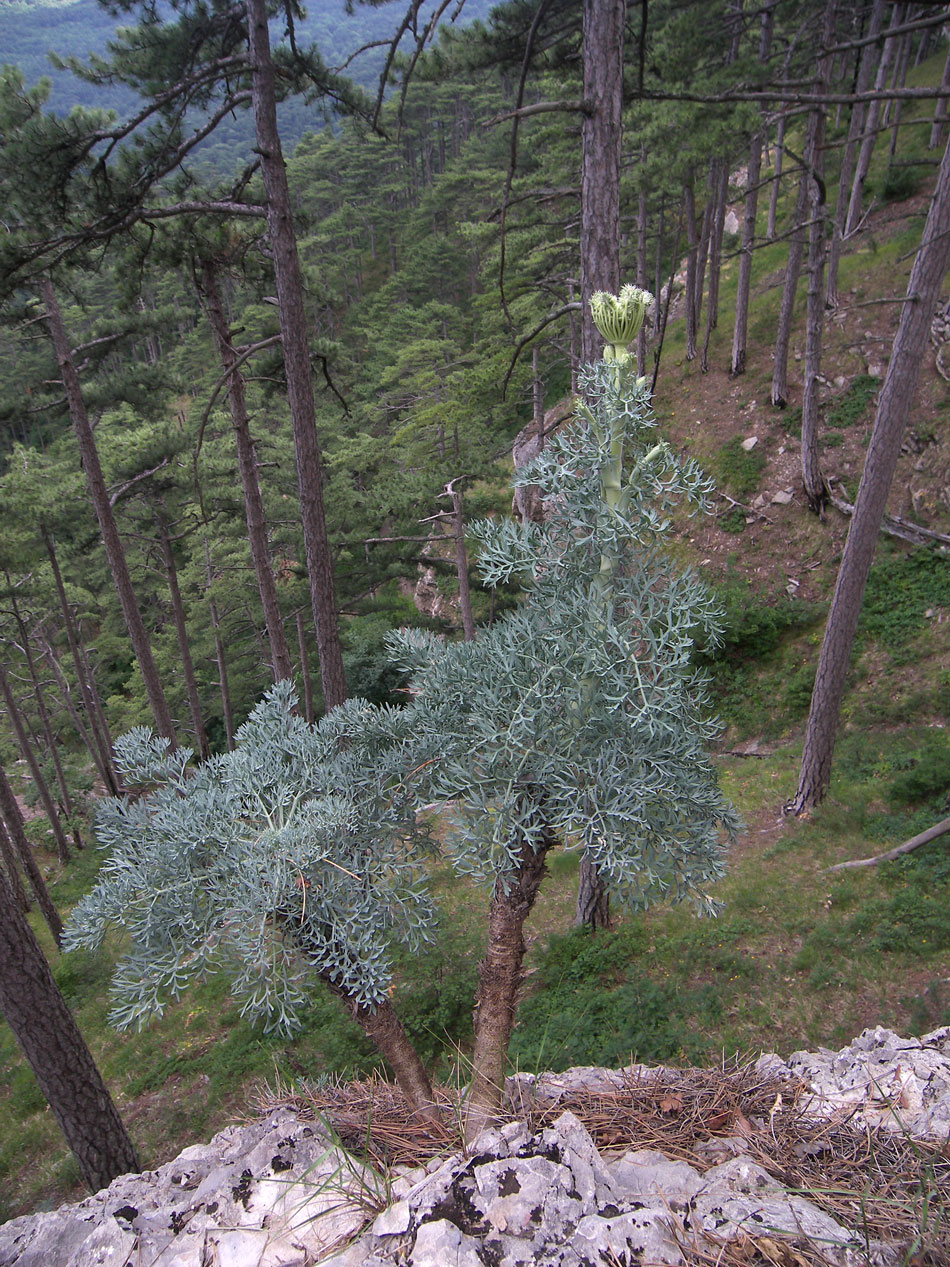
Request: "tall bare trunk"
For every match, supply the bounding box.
[4,578,79,845]
[579,0,625,365]
[295,610,314,724]
[157,511,210,760]
[767,113,787,240]
[827,0,887,308]
[929,45,950,151]
[204,541,234,750]
[732,3,776,375]
[0,865,140,1190]
[246,0,347,710]
[0,816,31,912]
[771,164,809,408]
[39,280,177,747]
[701,158,729,372]
[793,134,950,813]
[0,762,63,945]
[446,478,476,642]
[0,660,70,863]
[199,259,294,683]
[800,0,836,512]
[846,3,902,234]
[42,526,119,794]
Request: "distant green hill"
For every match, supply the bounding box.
[0,0,493,157]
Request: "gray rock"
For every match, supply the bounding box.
[572,1209,684,1266]
[411,1219,486,1267]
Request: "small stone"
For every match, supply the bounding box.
[771,490,794,506]
[867,363,883,378]
[740,436,758,451]
[373,1199,411,1237]
[834,376,846,388]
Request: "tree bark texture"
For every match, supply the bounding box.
[0,760,63,945]
[39,280,178,747]
[466,828,552,1143]
[0,868,140,1190]
[199,259,294,684]
[793,134,950,813]
[579,0,625,366]
[574,856,611,929]
[246,0,347,712]
[0,816,31,913]
[42,527,119,795]
[325,978,438,1123]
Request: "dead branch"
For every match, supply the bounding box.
[828,484,950,550]
[824,816,950,872]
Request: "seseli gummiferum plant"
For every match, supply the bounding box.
[66,288,738,1143]
[65,689,442,1119]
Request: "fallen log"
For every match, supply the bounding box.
[824,815,950,872]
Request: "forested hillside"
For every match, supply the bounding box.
[1,0,950,1226]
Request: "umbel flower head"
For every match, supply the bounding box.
[590,284,654,363]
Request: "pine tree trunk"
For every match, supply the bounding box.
[731,3,775,375]
[0,816,31,912]
[0,761,63,945]
[701,158,729,372]
[42,526,119,795]
[579,0,625,366]
[295,610,314,725]
[846,4,901,234]
[39,280,178,747]
[245,0,348,711]
[156,511,210,760]
[684,179,700,361]
[771,165,809,408]
[800,0,836,513]
[929,46,950,151]
[886,27,912,159]
[827,0,887,308]
[204,541,235,750]
[466,828,552,1143]
[792,133,950,813]
[767,113,787,240]
[447,479,476,642]
[636,142,649,374]
[5,581,79,845]
[199,259,294,684]
[0,660,70,863]
[0,867,140,1190]
[42,643,110,792]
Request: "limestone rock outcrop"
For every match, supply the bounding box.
[3,1026,949,1267]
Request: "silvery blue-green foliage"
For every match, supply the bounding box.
[390,362,738,909]
[65,682,436,1032]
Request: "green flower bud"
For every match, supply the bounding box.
[590,285,654,362]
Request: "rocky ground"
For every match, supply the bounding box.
[2,1027,948,1267]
